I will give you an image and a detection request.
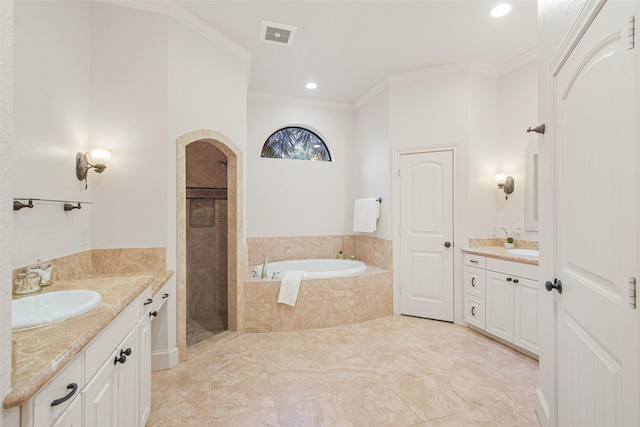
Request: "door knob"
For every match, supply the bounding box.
[545,278,563,294]
[444,241,451,248]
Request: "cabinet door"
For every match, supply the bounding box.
[116,325,140,427]
[51,394,82,427]
[514,277,539,355]
[485,271,514,343]
[139,312,152,426]
[463,265,485,298]
[83,350,117,427]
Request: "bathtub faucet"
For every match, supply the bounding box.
[261,253,276,279]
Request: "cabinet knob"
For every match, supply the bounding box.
[114,354,127,365]
[513,278,519,284]
[121,348,132,357]
[444,241,452,248]
[150,310,158,318]
[506,277,513,282]
[50,383,78,407]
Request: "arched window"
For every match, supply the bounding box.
[261,126,332,162]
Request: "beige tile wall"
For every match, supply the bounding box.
[468,238,539,249]
[13,247,166,281]
[244,269,392,333]
[247,235,392,271]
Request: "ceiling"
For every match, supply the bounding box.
[176,1,538,105]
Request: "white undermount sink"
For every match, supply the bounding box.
[12,290,102,331]
[508,248,539,257]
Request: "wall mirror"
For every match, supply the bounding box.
[524,141,539,231]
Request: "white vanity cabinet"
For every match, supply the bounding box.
[20,286,153,427]
[83,287,152,427]
[463,253,539,355]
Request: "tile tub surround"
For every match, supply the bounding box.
[248,235,392,271]
[148,315,538,426]
[244,268,392,333]
[4,271,173,409]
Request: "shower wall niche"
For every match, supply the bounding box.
[186,141,228,345]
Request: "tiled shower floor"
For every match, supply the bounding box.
[186,314,228,346]
[150,315,539,426]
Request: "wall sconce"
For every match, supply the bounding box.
[495,173,514,199]
[76,148,111,189]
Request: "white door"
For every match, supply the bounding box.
[554,1,638,425]
[117,325,140,427]
[514,277,538,355]
[399,150,454,321]
[83,352,117,427]
[485,271,515,343]
[139,312,152,427]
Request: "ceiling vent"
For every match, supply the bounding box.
[260,20,297,47]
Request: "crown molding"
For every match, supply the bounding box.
[94,0,252,66]
[354,80,389,110]
[500,48,538,75]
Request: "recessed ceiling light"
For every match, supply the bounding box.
[305,82,318,90]
[489,3,512,18]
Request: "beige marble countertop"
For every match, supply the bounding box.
[461,247,539,266]
[4,271,173,409]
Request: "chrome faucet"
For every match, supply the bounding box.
[261,253,276,279]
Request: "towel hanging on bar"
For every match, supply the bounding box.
[353,198,380,233]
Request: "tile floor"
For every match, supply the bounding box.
[149,315,539,427]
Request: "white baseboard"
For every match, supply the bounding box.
[151,347,179,371]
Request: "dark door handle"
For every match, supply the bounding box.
[150,310,158,318]
[144,298,153,305]
[471,306,476,316]
[545,279,563,294]
[444,241,451,248]
[471,277,476,287]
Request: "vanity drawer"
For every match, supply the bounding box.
[486,257,538,280]
[464,266,486,298]
[26,354,83,427]
[464,254,486,269]
[464,294,486,330]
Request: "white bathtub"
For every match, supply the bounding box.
[253,259,367,279]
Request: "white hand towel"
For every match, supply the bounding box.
[353,198,379,233]
[278,270,305,307]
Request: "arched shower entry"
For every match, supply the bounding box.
[176,130,245,359]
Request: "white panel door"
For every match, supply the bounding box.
[83,351,117,427]
[554,1,638,425]
[485,271,514,343]
[514,277,538,355]
[399,150,453,321]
